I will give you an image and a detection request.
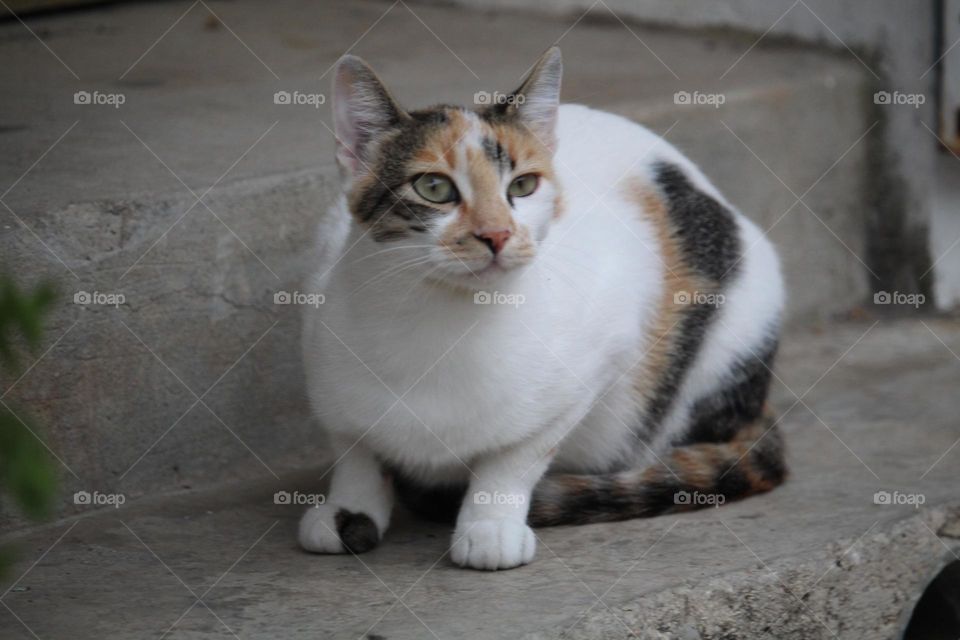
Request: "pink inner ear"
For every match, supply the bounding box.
[333,79,362,173]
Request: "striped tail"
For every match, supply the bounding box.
[528,412,786,527]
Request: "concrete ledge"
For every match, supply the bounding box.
[533,509,960,639]
[3,319,959,638]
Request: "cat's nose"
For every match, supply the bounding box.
[473,229,512,255]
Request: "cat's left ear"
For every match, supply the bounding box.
[503,47,563,151]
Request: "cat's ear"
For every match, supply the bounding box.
[332,55,407,176]
[504,47,563,150]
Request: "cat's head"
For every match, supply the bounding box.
[332,47,563,290]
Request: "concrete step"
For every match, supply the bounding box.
[2,318,959,639]
[1,0,875,519]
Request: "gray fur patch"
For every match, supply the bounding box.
[351,107,460,240]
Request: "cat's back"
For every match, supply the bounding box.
[555,103,669,170]
[554,104,725,206]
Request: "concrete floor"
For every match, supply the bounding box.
[2,319,959,639]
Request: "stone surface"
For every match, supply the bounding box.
[2,319,959,639]
[0,0,878,520]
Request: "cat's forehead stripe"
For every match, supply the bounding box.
[413,108,522,175]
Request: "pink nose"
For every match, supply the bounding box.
[473,229,512,255]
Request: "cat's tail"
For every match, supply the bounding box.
[528,411,786,527]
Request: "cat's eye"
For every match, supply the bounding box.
[508,174,539,198]
[412,173,459,204]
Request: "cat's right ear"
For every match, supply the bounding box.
[499,47,562,151]
[332,55,407,177]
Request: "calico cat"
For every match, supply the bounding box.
[298,47,785,570]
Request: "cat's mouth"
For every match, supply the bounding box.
[473,259,508,276]
[426,252,530,291]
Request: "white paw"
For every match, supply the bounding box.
[450,519,536,570]
[298,503,381,554]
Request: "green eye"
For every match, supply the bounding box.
[412,173,458,204]
[508,174,539,198]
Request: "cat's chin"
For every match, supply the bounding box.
[426,262,526,293]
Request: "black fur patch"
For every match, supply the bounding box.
[482,136,513,174]
[641,162,744,434]
[391,471,465,525]
[750,425,788,485]
[679,336,778,446]
[334,509,380,554]
[478,100,518,126]
[714,462,752,500]
[634,477,703,518]
[652,162,740,283]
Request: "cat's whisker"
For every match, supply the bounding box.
[358,254,433,286]
[348,245,437,265]
[348,256,434,296]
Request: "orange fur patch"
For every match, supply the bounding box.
[490,122,563,220]
[463,145,513,231]
[621,178,715,410]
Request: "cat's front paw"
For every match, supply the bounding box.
[298,503,381,554]
[450,519,536,570]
